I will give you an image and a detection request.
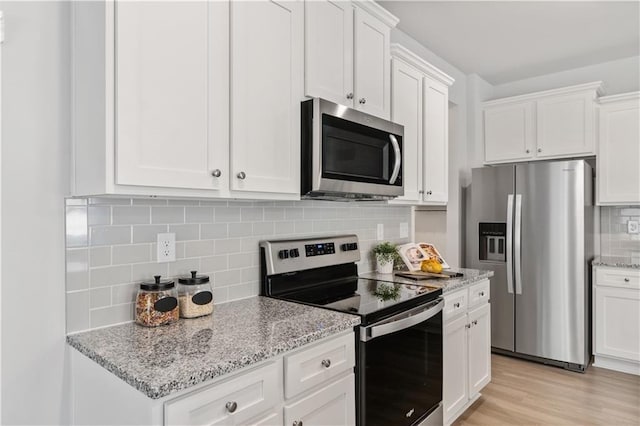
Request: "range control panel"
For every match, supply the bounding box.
[260,235,361,276]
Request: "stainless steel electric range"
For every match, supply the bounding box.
[260,235,444,426]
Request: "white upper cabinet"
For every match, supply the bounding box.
[115,2,216,190]
[304,0,398,120]
[389,44,454,206]
[304,0,354,107]
[597,92,640,205]
[230,0,303,196]
[72,1,301,200]
[483,82,602,165]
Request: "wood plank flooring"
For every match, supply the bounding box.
[454,354,640,425]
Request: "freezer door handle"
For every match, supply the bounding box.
[514,194,523,295]
[506,194,514,294]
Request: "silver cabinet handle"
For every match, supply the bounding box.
[236,171,246,180]
[526,149,530,153]
[479,291,485,297]
[473,320,478,325]
[453,302,460,308]
[346,92,354,99]
[211,169,221,178]
[293,421,303,426]
[506,194,514,295]
[624,278,630,282]
[537,148,542,153]
[361,299,443,341]
[419,190,424,194]
[321,359,331,368]
[359,98,366,104]
[225,401,237,413]
[426,190,433,195]
[465,324,471,329]
[388,134,401,185]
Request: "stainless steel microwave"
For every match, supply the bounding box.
[301,98,404,201]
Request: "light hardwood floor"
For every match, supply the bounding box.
[454,354,640,425]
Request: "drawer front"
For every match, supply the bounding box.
[284,373,355,426]
[443,289,468,321]
[284,332,355,399]
[468,280,490,308]
[595,267,640,290]
[164,361,282,426]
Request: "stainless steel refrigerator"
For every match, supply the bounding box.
[465,160,593,371]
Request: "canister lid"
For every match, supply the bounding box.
[178,271,210,285]
[140,275,175,291]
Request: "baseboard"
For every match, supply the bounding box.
[593,355,640,376]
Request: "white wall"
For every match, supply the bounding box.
[1,2,71,424]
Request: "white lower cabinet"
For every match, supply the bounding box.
[443,280,491,425]
[593,266,640,375]
[71,331,356,426]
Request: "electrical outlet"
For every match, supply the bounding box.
[400,222,409,238]
[628,220,639,234]
[157,233,176,262]
[377,224,384,241]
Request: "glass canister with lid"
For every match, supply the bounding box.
[178,271,214,318]
[135,275,179,327]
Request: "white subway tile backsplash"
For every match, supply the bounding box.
[133,224,168,243]
[112,244,150,265]
[90,226,131,246]
[152,207,184,224]
[89,247,111,267]
[90,265,132,288]
[112,206,150,225]
[66,197,412,332]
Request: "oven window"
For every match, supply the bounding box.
[322,114,402,187]
[359,311,442,426]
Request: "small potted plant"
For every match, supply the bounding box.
[372,241,399,274]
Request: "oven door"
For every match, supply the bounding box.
[311,98,404,198]
[358,298,443,426]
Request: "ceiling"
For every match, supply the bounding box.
[379,1,640,85]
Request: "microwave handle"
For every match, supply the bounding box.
[389,134,401,185]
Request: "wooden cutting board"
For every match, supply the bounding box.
[394,271,451,280]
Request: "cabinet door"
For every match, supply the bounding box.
[115,1,227,190]
[422,77,448,204]
[305,0,353,107]
[484,102,534,163]
[468,303,491,396]
[354,6,390,119]
[284,373,355,426]
[536,93,596,158]
[391,58,423,202]
[443,314,469,423]
[245,408,284,426]
[597,99,640,205]
[230,0,303,195]
[595,286,640,361]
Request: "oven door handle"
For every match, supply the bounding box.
[360,299,443,342]
[389,134,401,185]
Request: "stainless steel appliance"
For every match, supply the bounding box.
[260,235,443,426]
[466,160,593,371]
[301,98,404,200]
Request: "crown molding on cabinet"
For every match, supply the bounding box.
[483,81,604,107]
[598,91,640,104]
[390,43,455,87]
[353,0,399,28]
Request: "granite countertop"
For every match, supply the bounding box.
[592,256,640,269]
[67,297,360,400]
[361,267,494,294]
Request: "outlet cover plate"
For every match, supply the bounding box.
[157,233,176,262]
[400,222,409,238]
[377,224,384,241]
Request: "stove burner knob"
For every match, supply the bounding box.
[350,243,358,250]
[340,243,348,251]
[278,250,289,259]
[289,249,299,258]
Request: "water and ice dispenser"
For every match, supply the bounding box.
[479,223,506,262]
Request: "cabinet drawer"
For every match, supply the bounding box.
[284,373,355,426]
[468,280,490,308]
[595,267,640,290]
[443,289,468,320]
[284,333,355,399]
[164,361,282,426]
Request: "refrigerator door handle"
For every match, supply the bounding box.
[506,194,514,294]
[514,194,523,295]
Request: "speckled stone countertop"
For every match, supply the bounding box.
[67,297,360,400]
[361,267,494,294]
[593,256,640,269]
